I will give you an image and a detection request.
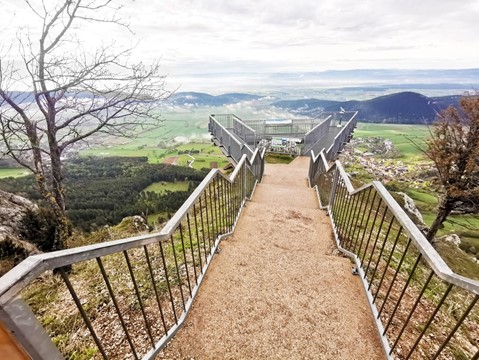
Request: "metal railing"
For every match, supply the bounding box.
[302,115,332,155]
[209,114,257,165]
[309,150,479,359]
[0,147,265,359]
[308,111,357,183]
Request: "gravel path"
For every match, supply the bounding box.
[159,157,384,359]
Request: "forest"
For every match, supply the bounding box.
[0,157,208,231]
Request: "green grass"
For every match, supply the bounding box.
[265,153,296,164]
[175,143,223,154]
[355,123,431,162]
[0,167,29,178]
[82,141,228,167]
[176,154,229,169]
[143,181,190,194]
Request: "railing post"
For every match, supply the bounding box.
[0,297,63,360]
[329,166,340,210]
[242,162,247,201]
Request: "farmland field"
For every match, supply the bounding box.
[143,181,190,194]
[0,168,30,179]
[354,123,430,162]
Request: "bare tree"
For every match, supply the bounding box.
[0,0,169,250]
[425,93,479,242]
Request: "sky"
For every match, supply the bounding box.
[1,0,479,92]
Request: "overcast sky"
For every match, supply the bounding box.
[2,0,479,91]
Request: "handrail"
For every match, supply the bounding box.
[309,146,479,359]
[0,130,265,359]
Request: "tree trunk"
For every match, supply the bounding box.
[425,200,453,242]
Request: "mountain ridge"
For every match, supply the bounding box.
[272,91,462,123]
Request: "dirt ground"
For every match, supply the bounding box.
[162,156,179,165]
[158,157,384,359]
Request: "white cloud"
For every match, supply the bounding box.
[1,0,479,92]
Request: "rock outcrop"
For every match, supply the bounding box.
[396,192,426,226]
[437,234,461,246]
[0,190,41,275]
[0,189,39,243]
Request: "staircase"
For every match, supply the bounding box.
[160,157,384,359]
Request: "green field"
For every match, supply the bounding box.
[355,123,431,162]
[143,181,190,194]
[0,168,30,179]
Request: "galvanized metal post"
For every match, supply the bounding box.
[329,166,340,210]
[242,162,247,202]
[0,297,63,360]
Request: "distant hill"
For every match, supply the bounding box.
[169,92,262,106]
[1,89,465,124]
[272,92,462,124]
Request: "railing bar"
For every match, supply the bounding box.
[178,224,193,297]
[96,257,139,360]
[192,204,203,271]
[389,270,434,352]
[158,238,178,324]
[404,283,454,360]
[335,179,348,241]
[216,178,223,234]
[229,181,234,231]
[368,213,395,291]
[198,195,209,264]
[219,177,226,232]
[203,190,213,253]
[378,237,413,317]
[383,252,423,334]
[364,203,388,276]
[143,246,168,335]
[356,190,378,261]
[123,250,156,348]
[351,187,371,252]
[331,173,342,220]
[337,178,350,241]
[373,225,403,304]
[340,180,355,244]
[59,268,108,360]
[344,190,362,249]
[222,180,229,232]
[226,178,231,231]
[211,180,220,241]
[186,213,198,284]
[432,294,478,359]
[360,197,383,266]
[170,234,186,311]
[221,177,227,231]
[143,245,168,334]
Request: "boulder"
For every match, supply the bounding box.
[116,215,150,233]
[437,234,461,246]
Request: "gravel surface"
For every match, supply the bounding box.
[159,157,384,359]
